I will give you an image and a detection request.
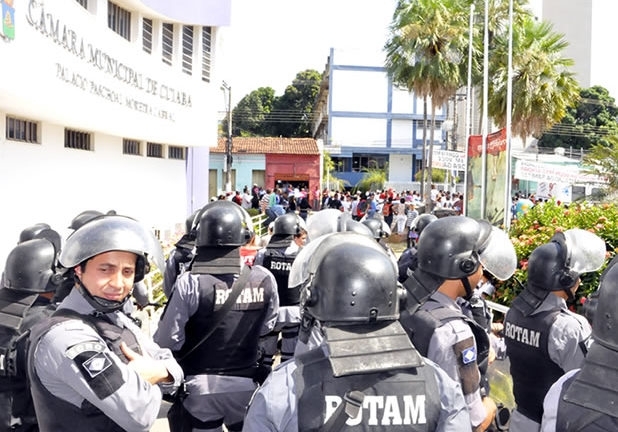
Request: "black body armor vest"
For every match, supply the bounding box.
[295,348,441,431]
[401,301,491,377]
[174,273,271,377]
[504,302,564,423]
[262,248,299,306]
[556,373,618,431]
[28,309,141,432]
[0,289,46,432]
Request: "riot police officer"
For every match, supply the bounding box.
[254,212,307,370]
[540,255,618,431]
[396,213,437,283]
[243,232,472,431]
[399,216,517,432]
[0,238,61,431]
[504,228,606,432]
[154,200,279,432]
[28,215,183,432]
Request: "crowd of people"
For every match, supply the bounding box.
[0,185,614,432]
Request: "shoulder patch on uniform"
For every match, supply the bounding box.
[82,352,113,378]
[66,341,124,400]
[65,341,106,359]
[462,346,477,364]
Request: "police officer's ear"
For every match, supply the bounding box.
[459,256,478,275]
[558,269,577,289]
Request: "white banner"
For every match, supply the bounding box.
[514,160,607,184]
[432,149,466,171]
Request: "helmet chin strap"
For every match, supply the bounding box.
[461,277,474,301]
[75,275,131,314]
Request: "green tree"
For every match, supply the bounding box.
[267,69,321,137]
[538,85,618,150]
[323,151,349,191]
[356,163,389,192]
[385,0,471,211]
[583,133,618,195]
[487,15,580,145]
[227,87,275,136]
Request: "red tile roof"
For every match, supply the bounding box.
[214,137,320,155]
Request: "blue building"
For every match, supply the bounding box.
[312,48,449,190]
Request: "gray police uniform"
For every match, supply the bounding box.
[242,331,471,432]
[28,289,183,432]
[403,291,487,430]
[254,241,302,365]
[505,294,591,432]
[154,265,278,431]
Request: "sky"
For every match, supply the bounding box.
[218,0,398,107]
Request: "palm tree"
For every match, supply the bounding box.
[583,134,618,195]
[487,15,580,145]
[385,0,471,210]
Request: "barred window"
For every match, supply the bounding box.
[162,23,174,66]
[65,129,92,151]
[75,0,88,9]
[108,1,131,41]
[6,116,39,143]
[147,142,163,158]
[123,139,141,155]
[182,26,193,75]
[168,146,186,160]
[201,27,211,82]
[142,18,153,54]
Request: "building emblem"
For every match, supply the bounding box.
[0,0,15,40]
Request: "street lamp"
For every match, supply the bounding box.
[221,81,233,193]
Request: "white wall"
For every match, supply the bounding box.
[0,118,188,270]
[0,1,219,272]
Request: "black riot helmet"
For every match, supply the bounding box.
[272,212,307,236]
[514,228,606,316]
[59,215,165,313]
[68,210,104,230]
[408,216,516,302]
[195,200,253,247]
[3,238,62,293]
[411,214,437,236]
[18,223,62,256]
[296,232,399,324]
[589,257,618,350]
[362,217,390,240]
[417,216,515,281]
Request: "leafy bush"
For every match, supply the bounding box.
[498,199,618,308]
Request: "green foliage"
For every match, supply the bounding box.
[499,200,618,308]
[267,69,322,137]
[323,151,350,191]
[356,165,388,192]
[487,15,580,143]
[228,70,321,138]
[228,87,276,137]
[538,86,618,150]
[414,168,446,182]
[583,133,618,193]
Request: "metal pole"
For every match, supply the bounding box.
[504,0,514,229]
[481,0,489,219]
[222,82,233,193]
[464,3,474,217]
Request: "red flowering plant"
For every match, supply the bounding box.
[497,199,618,311]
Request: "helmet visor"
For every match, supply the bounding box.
[478,226,517,281]
[288,235,328,289]
[563,228,606,274]
[306,209,346,241]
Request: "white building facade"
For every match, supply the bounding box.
[0,0,228,269]
[542,0,618,100]
[315,48,448,190]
